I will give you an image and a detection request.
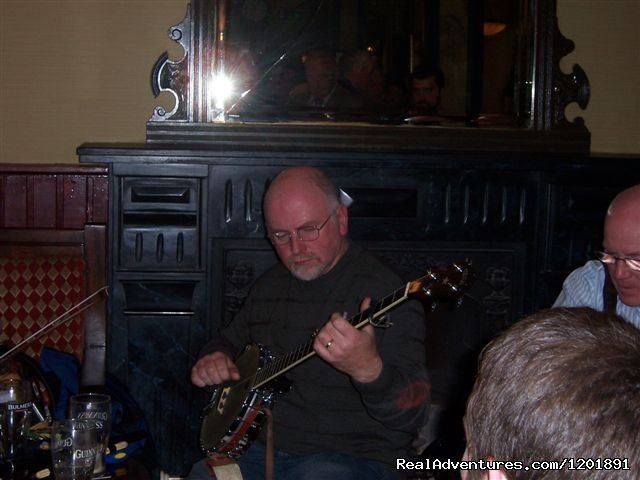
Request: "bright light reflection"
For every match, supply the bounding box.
[210,73,234,120]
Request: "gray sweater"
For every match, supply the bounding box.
[201,243,430,466]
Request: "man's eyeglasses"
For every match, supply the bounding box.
[268,209,336,246]
[596,251,640,272]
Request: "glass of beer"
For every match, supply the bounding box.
[50,418,100,480]
[0,375,33,460]
[68,393,111,475]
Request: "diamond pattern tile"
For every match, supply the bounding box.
[0,255,85,360]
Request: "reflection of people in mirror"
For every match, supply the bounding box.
[287,50,363,109]
[407,65,445,117]
[214,45,260,115]
[261,63,301,106]
[339,49,404,111]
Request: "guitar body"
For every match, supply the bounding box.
[199,344,286,459]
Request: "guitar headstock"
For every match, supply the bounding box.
[406,260,475,308]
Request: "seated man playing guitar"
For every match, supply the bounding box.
[188,166,430,479]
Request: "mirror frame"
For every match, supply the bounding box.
[147,0,590,153]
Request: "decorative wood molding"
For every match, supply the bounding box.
[0,164,108,229]
[551,18,590,128]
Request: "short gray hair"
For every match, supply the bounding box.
[464,307,640,480]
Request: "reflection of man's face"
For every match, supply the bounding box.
[347,58,377,93]
[266,66,298,103]
[412,76,442,114]
[305,59,337,99]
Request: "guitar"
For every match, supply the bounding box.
[199,260,474,459]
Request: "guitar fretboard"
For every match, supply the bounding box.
[251,281,413,390]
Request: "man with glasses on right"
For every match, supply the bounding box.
[553,184,640,328]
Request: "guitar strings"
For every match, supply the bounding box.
[201,264,473,395]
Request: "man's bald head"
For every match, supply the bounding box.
[603,184,640,306]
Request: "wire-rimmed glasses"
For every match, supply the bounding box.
[268,209,336,246]
[596,251,640,272]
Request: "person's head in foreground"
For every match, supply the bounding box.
[462,307,640,480]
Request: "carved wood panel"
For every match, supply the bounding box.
[0,165,108,229]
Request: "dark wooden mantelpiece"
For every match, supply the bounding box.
[145,122,591,154]
[78,142,639,476]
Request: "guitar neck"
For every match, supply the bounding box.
[252,282,412,389]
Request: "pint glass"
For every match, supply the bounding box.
[0,376,33,460]
[69,393,111,474]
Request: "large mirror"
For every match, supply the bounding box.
[149,0,590,151]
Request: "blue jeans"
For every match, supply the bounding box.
[187,441,398,480]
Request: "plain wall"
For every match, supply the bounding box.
[1,0,638,164]
[0,1,185,164]
[559,0,640,154]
